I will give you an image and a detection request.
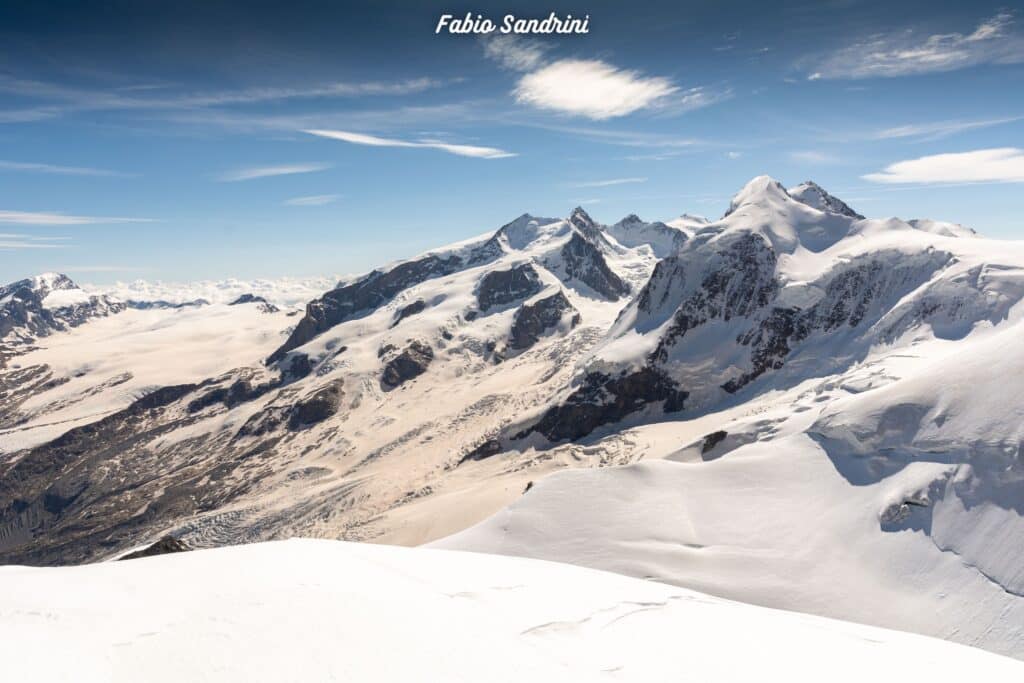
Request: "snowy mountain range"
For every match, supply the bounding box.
[1,176,1022,660]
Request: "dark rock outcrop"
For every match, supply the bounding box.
[509,290,579,351]
[288,381,344,430]
[229,293,279,313]
[125,299,208,310]
[701,430,728,454]
[476,264,543,312]
[559,232,630,301]
[391,299,427,328]
[119,535,191,560]
[517,368,688,444]
[381,341,434,389]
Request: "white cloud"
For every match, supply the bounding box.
[284,194,340,206]
[0,210,153,225]
[218,163,331,182]
[570,177,647,188]
[809,12,1024,79]
[513,59,679,119]
[863,148,1024,184]
[304,129,515,159]
[482,35,549,71]
[92,275,342,307]
[726,151,742,159]
[0,160,129,177]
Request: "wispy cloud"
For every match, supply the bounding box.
[522,122,705,149]
[863,147,1024,184]
[808,12,1024,79]
[284,194,340,206]
[0,232,70,249]
[218,163,331,182]
[514,59,678,119]
[482,35,549,71]
[867,116,1023,141]
[0,76,450,114]
[726,151,742,159]
[304,129,516,159]
[0,210,154,225]
[0,160,130,177]
[0,107,62,123]
[570,177,647,188]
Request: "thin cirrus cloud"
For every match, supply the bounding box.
[0,232,69,249]
[304,129,516,159]
[0,160,129,177]
[284,194,340,206]
[0,75,449,113]
[867,116,1024,141]
[218,163,331,182]
[863,148,1024,184]
[570,177,647,188]
[0,210,154,225]
[808,12,1024,80]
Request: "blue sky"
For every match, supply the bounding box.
[2,0,1023,283]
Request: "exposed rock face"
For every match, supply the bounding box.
[649,232,779,364]
[721,249,950,394]
[558,232,630,301]
[509,291,580,351]
[229,293,279,313]
[790,181,865,220]
[0,273,125,343]
[269,242,498,363]
[476,264,543,312]
[187,377,270,414]
[0,382,202,564]
[567,206,613,249]
[391,299,427,327]
[119,535,191,560]
[516,368,688,444]
[381,341,434,389]
[288,381,344,430]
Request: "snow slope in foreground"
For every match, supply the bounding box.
[0,539,1020,682]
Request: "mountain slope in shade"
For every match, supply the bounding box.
[2,539,1020,682]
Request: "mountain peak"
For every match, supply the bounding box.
[30,272,78,294]
[614,214,643,228]
[788,180,864,220]
[569,206,596,229]
[724,176,791,218]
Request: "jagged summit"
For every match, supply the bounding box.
[789,180,864,220]
[569,206,596,229]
